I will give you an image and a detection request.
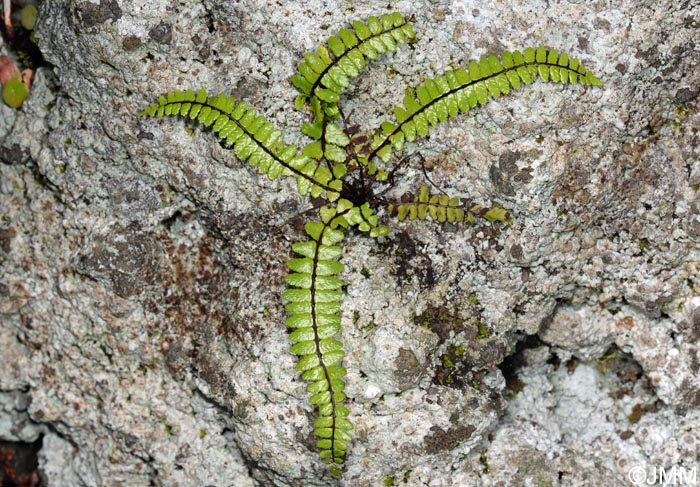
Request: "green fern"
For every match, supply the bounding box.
[139,89,343,201]
[388,185,509,223]
[138,11,602,478]
[365,47,602,165]
[283,215,350,475]
[292,13,415,187]
[282,198,387,472]
[292,12,415,115]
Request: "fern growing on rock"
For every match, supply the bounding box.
[139,11,601,477]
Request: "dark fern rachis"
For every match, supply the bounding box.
[138,11,602,477]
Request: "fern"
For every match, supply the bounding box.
[282,199,387,472]
[388,185,509,223]
[282,215,350,475]
[292,12,415,115]
[292,13,415,191]
[366,47,602,165]
[138,11,602,478]
[139,89,343,201]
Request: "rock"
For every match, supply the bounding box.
[0,0,698,486]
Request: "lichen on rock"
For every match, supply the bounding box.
[0,0,698,486]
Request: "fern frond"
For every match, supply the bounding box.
[387,185,508,223]
[292,13,414,187]
[281,198,390,474]
[282,213,351,475]
[321,198,390,237]
[139,89,343,200]
[292,12,415,117]
[366,47,603,164]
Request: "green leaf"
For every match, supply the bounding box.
[359,42,378,60]
[316,88,339,103]
[317,313,341,327]
[318,45,333,65]
[285,272,312,288]
[403,92,421,113]
[524,47,535,63]
[305,52,328,73]
[291,241,316,258]
[302,121,323,139]
[316,276,344,290]
[324,144,347,163]
[310,391,332,405]
[314,417,334,429]
[338,28,358,47]
[308,379,329,393]
[318,323,341,339]
[312,245,338,260]
[394,106,409,123]
[325,124,350,146]
[302,141,324,160]
[381,121,397,136]
[322,350,345,366]
[332,163,347,179]
[316,290,344,303]
[367,16,382,34]
[317,439,333,449]
[334,403,350,417]
[305,221,325,241]
[328,35,346,56]
[296,354,320,371]
[502,51,514,68]
[321,227,344,245]
[301,366,325,382]
[376,144,392,162]
[352,20,372,39]
[416,85,431,105]
[320,206,336,224]
[335,429,352,442]
[314,166,333,186]
[290,341,317,355]
[317,260,344,275]
[415,113,428,136]
[319,338,344,353]
[285,313,312,328]
[315,427,335,438]
[468,60,481,80]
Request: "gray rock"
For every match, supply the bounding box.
[1,0,698,486]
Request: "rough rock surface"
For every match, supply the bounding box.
[1,0,698,486]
